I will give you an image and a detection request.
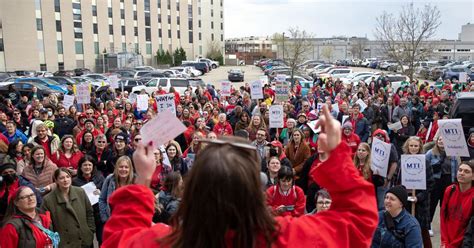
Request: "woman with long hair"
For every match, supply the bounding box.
[96,115,108,134]
[285,129,311,189]
[52,135,84,176]
[21,146,58,195]
[353,142,373,182]
[393,115,416,155]
[79,131,96,154]
[1,186,57,248]
[99,156,134,223]
[101,133,133,176]
[166,143,188,176]
[266,166,306,217]
[155,172,184,224]
[247,115,267,141]
[2,140,24,174]
[41,168,95,248]
[150,148,172,194]
[265,156,281,188]
[102,105,378,248]
[234,111,250,132]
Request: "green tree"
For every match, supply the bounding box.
[156,49,165,65]
[206,40,224,65]
[173,47,187,66]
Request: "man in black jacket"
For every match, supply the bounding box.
[54,106,76,139]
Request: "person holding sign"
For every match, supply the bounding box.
[440,160,474,248]
[266,166,306,217]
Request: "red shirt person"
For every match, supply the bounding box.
[212,113,233,136]
[341,121,361,157]
[76,119,102,145]
[266,167,306,217]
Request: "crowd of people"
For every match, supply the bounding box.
[0,73,472,247]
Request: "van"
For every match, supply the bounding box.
[131,78,191,95]
[449,92,474,139]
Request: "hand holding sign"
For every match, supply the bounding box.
[314,105,341,153]
[133,142,156,187]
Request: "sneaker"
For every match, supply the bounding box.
[429,229,434,237]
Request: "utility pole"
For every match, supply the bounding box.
[282,32,285,61]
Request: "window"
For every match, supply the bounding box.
[36,18,43,31]
[221,34,223,42]
[158,0,161,8]
[121,9,125,19]
[146,43,152,54]
[198,20,201,28]
[93,23,98,34]
[220,11,223,18]
[158,14,162,23]
[168,15,171,24]
[176,2,180,11]
[145,12,151,26]
[168,29,171,38]
[189,31,193,43]
[109,25,114,35]
[94,42,99,54]
[122,43,126,52]
[159,79,167,86]
[75,41,83,54]
[145,28,151,41]
[211,10,213,17]
[198,7,201,15]
[211,0,214,4]
[134,27,138,36]
[40,64,47,71]
[58,62,65,70]
[211,21,214,29]
[133,0,137,4]
[56,20,62,32]
[188,4,192,15]
[73,3,80,9]
[134,11,137,20]
[54,0,60,12]
[211,33,214,41]
[75,32,83,39]
[220,23,223,30]
[57,41,63,54]
[199,32,201,40]
[108,8,113,18]
[73,14,81,21]
[145,0,150,11]
[121,26,126,36]
[188,20,193,30]
[170,79,189,87]
[158,29,162,38]
[74,22,82,28]
[92,5,97,16]
[167,0,171,9]
[0,38,3,52]
[177,17,180,25]
[177,30,180,39]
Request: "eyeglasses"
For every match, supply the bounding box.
[97,141,106,144]
[317,200,332,206]
[18,193,35,201]
[135,122,143,125]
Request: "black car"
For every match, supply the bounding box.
[182,62,208,74]
[74,68,92,76]
[228,69,244,82]
[142,71,167,78]
[0,82,63,99]
[53,70,75,77]
[117,79,144,92]
[449,92,474,139]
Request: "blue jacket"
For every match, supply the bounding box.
[354,116,370,142]
[99,174,116,223]
[371,209,422,248]
[3,130,28,144]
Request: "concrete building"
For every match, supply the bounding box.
[0,0,224,72]
[225,36,275,64]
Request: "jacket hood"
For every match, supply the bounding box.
[469,127,474,136]
[372,129,390,143]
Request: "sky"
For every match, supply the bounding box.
[224,0,474,40]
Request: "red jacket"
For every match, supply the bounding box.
[440,184,474,248]
[51,151,84,169]
[212,121,233,136]
[266,185,306,217]
[341,131,361,157]
[101,143,378,248]
[76,128,102,145]
[0,211,53,248]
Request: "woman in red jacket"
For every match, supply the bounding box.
[441,160,474,248]
[101,105,378,248]
[52,135,84,176]
[266,166,306,217]
[1,186,58,248]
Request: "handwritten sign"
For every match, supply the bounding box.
[221,81,231,97]
[332,103,339,114]
[269,105,284,128]
[137,94,149,111]
[128,93,137,104]
[62,95,75,110]
[276,74,287,83]
[250,80,264,99]
[109,75,119,89]
[459,72,468,83]
[307,120,321,134]
[81,182,99,205]
[155,93,176,114]
[75,84,91,104]
[140,111,186,148]
[371,138,391,177]
[388,121,403,131]
[438,119,469,157]
[274,81,289,102]
[401,154,426,190]
[355,99,367,112]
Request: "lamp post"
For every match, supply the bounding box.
[282,32,285,61]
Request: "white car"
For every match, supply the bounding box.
[83,74,110,85]
[131,78,194,95]
[134,66,155,71]
[170,66,202,77]
[340,72,375,85]
[361,58,377,67]
[363,74,409,91]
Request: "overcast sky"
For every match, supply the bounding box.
[224,0,474,40]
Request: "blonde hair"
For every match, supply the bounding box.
[114,156,134,187]
[402,136,424,154]
[353,143,372,180]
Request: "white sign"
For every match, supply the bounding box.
[438,119,470,157]
[159,145,172,170]
[221,81,231,96]
[260,76,269,86]
[155,93,176,114]
[317,103,324,113]
[332,103,339,114]
[62,95,75,110]
[250,80,264,99]
[459,72,468,83]
[274,81,289,102]
[276,74,287,83]
[109,75,119,89]
[342,115,349,125]
[388,121,403,131]
[355,99,367,112]
[81,182,99,205]
[371,138,392,177]
[425,121,433,143]
[307,120,321,134]
[401,154,427,190]
[140,111,187,149]
[137,94,149,111]
[128,93,138,104]
[269,105,284,128]
[75,84,91,104]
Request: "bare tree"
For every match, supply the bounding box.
[272,27,314,81]
[374,3,441,80]
[350,38,368,59]
[321,46,334,62]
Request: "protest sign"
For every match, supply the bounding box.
[276,74,287,83]
[401,154,426,190]
[128,93,138,104]
[159,145,172,170]
[269,105,284,128]
[140,111,186,148]
[250,80,264,99]
[137,94,149,111]
[81,182,99,205]
[221,81,231,96]
[388,121,403,131]
[307,120,321,134]
[75,84,91,104]
[332,103,339,114]
[109,75,119,89]
[438,119,470,157]
[425,121,432,143]
[62,95,75,110]
[274,81,289,102]
[342,115,349,124]
[155,93,176,114]
[355,99,367,112]
[371,138,391,177]
[259,76,269,86]
[459,72,468,83]
[317,103,324,113]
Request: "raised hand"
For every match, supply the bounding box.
[315,104,341,154]
[133,142,156,187]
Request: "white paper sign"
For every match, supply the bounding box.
[401,154,426,190]
[332,103,339,114]
[388,121,403,131]
[137,94,149,111]
[250,80,264,99]
[140,111,186,148]
[317,103,324,113]
[159,145,172,170]
[342,115,349,124]
[459,72,468,83]
[276,74,287,83]
[307,120,321,134]
[425,121,433,143]
[438,119,470,157]
[371,138,392,177]
[75,84,91,104]
[355,99,367,112]
[128,93,138,104]
[62,95,75,110]
[275,81,289,102]
[81,182,99,205]
[260,76,269,86]
[269,105,284,128]
[221,81,231,96]
[109,75,119,89]
[155,93,176,114]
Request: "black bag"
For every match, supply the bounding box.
[372,175,385,187]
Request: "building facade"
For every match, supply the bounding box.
[225,36,275,64]
[0,0,225,72]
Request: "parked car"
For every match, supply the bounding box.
[340,72,375,85]
[141,71,167,78]
[134,66,155,71]
[318,67,353,79]
[361,58,377,67]
[181,62,209,74]
[379,60,398,70]
[171,66,202,77]
[83,74,111,85]
[13,70,36,77]
[35,71,54,78]
[16,78,68,94]
[53,70,75,77]
[449,92,474,139]
[116,79,144,92]
[113,70,137,78]
[442,66,474,81]
[47,76,77,86]
[131,78,192,95]
[74,68,92,76]
[228,69,245,82]
[0,82,63,99]
[188,78,206,89]
[198,58,219,69]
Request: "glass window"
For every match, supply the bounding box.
[189,31,193,43]
[170,79,189,87]
[158,0,161,8]
[134,27,138,36]
[73,14,81,21]
[134,11,137,20]
[74,22,82,28]
[92,5,97,16]
[159,79,167,86]
[109,25,114,35]
[146,43,152,54]
[121,9,125,19]
[108,8,113,18]
[36,18,43,31]
[74,32,83,39]
[188,4,192,15]
[177,30,180,39]
[211,33,214,41]
[168,29,171,38]
[198,20,201,28]
[211,9,213,17]
[58,62,64,70]
[122,43,126,52]
[188,20,193,30]
[145,28,151,41]
[54,0,60,12]
[57,41,63,54]
[177,17,180,25]
[158,29,162,38]
[145,0,150,11]
[145,12,151,26]
[40,64,47,71]
[94,42,99,54]
[211,21,214,29]
[221,22,223,30]
[73,3,81,9]
[176,2,180,11]
[147,79,157,87]
[75,41,83,54]
[56,20,62,32]
[121,26,126,36]
[93,23,98,34]
[199,32,201,40]
[167,15,171,24]
[158,14,162,23]
[0,38,3,52]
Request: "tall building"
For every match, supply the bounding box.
[0,0,225,72]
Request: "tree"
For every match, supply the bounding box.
[272,27,314,82]
[156,49,173,65]
[321,46,334,63]
[349,38,368,59]
[173,47,187,66]
[374,3,441,80]
[206,40,224,65]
